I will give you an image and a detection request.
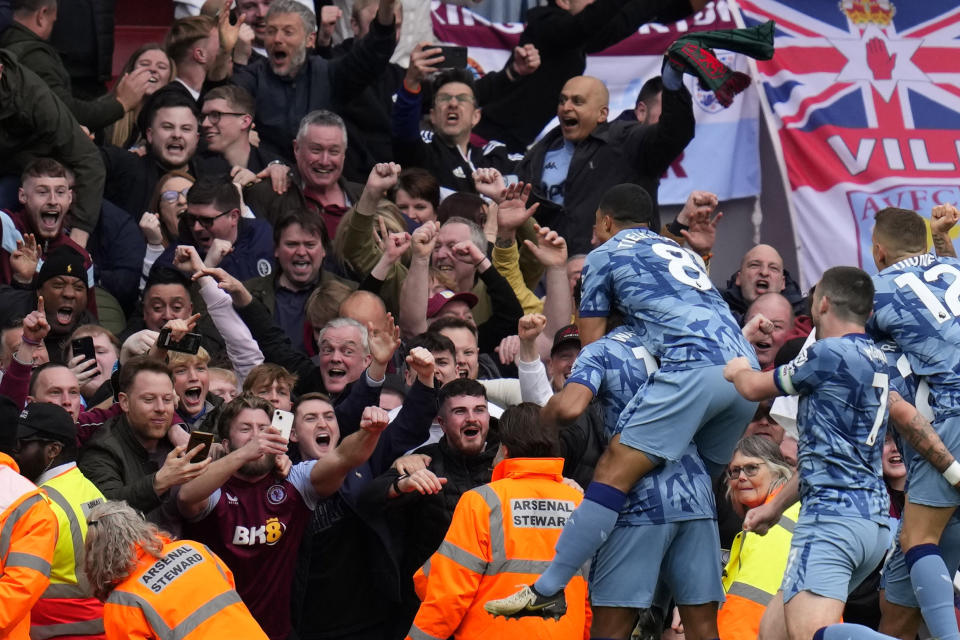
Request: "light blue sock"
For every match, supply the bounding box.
[533,482,627,597]
[815,623,892,640]
[906,544,960,640]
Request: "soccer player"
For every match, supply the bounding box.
[539,325,721,640]
[861,207,960,640]
[485,183,757,618]
[723,266,892,640]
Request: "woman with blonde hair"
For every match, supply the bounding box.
[84,501,267,638]
[718,435,798,640]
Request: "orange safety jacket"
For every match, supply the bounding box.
[102,537,269,640]
[31,463,107,640]
[407,457,590,640]
[717,487,800,640]
[0,453,58,640]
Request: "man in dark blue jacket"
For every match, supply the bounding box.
[228,0,398,161]
[157,177,274,282]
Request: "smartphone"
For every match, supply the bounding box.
[186,430,214,463]
[272,409,294,441]
[71,336,97,365]
[157,328,202,354]
[436,45,468,69]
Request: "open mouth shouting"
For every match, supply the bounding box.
[322,365,349,392]
[754,278,771,295]
[289,257,313,278]
[54,304,76,328]
[163,138,188,163]
[38,207,62,236]
[560,115,579,134]
[314,429,332,452]
[182,385,204,411]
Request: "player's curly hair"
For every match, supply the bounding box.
[84,501,168,600]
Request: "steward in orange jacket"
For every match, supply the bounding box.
[0,451,59,640]
[408,453,590,640]
[83,501,268,640]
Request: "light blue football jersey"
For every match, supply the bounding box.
[774,334,889,523]
[568,328,715,525]
[579,228,757,372]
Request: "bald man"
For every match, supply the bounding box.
[475,0,703,152]
[722,244,808,322]
[516,74,695,256]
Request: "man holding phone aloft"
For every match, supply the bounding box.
[178,393,389,640]
[77,356,211,534]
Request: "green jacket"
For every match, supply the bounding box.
[77,414,174,517]
[245,269,356,318]
[0,49,105,233]
[0,22,123,130]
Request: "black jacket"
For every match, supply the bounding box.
[721,268,809,323]
[48,0,114,91]
[357,435,500,634]
[475,0,694,151]
[290,379,440,638]
[231,18,397,161]
[242,175,363,230]
[517,86,695,256]
[101,146,199,220]
[193,144,284,181]
[391,83,520,194]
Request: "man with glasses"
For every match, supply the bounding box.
[195,85,290,186]
[156,178,274,281]
[392,67,519,194]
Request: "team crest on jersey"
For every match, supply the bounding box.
[420,130,434,144]
[267,484,287,505]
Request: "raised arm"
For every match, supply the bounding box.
[328,0,397,103]
[178,428,288,519]
[931,204,958,259]
[516,313,554,406]
[524,223,573,353]
[309,406,389,497]
[175,246,264,381]
[398,221,438,339]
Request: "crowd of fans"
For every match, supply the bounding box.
[0,0,941,639]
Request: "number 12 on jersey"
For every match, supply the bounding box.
[894,265,960,324]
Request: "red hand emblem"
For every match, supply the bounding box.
[866,37,896,80]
